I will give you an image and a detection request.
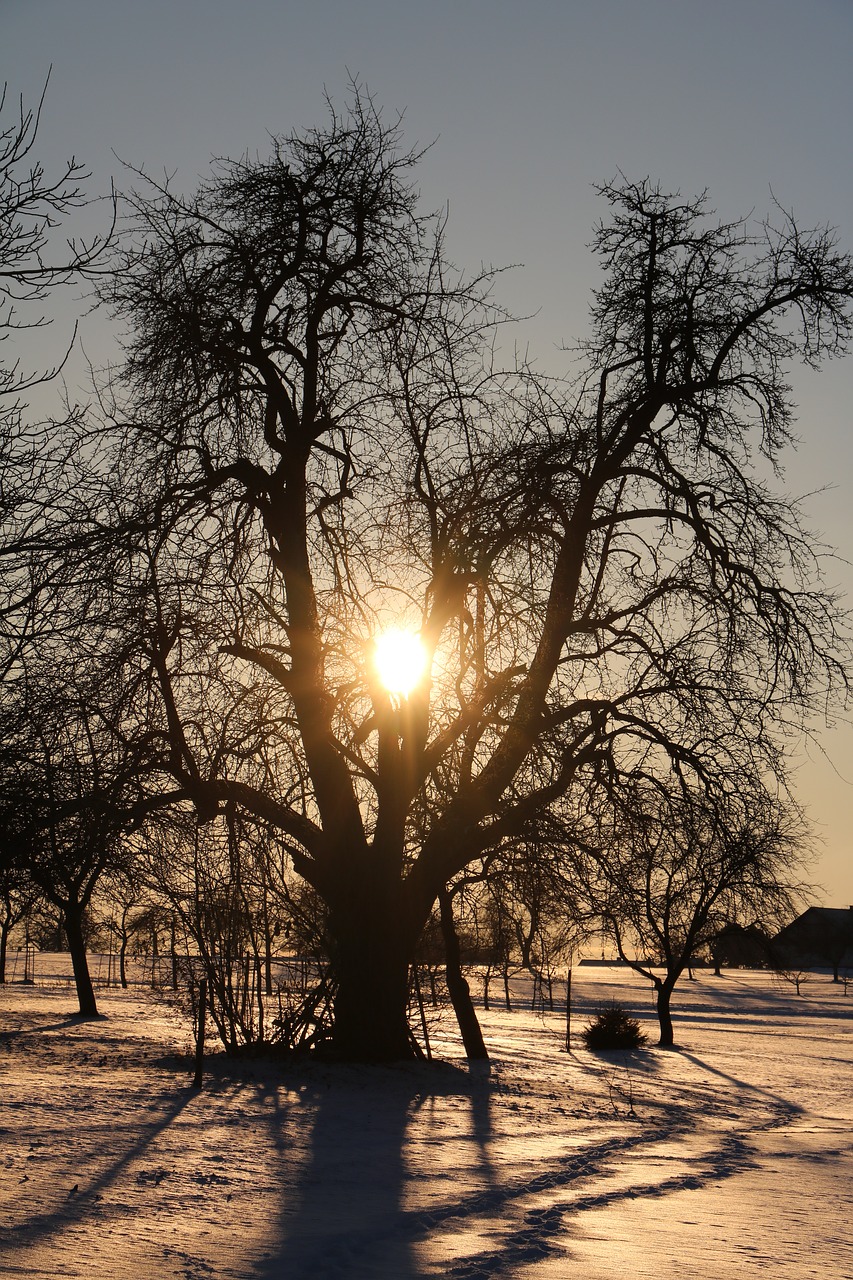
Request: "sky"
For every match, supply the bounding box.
[5,0,853,903]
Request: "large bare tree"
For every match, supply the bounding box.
[94,90,852,1059]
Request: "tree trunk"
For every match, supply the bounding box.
[331,936,414,1061]
[656,982,674,1047]
[65,904,99,1017]
[438,889,488,1060]
[0,917,8,983]
[322,849,443,1062]
[119,933,129,989]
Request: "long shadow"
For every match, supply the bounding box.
[351,1044,796,1278]
[418,1067,784,1277]
[466,1059,496,1190]
[256,1061,489,1280]
[251,1054,710,1280]
[0,1016,84,1040]
[440,1126,757,1279]
[431,1047,806,1277]
[677,1048,804,1121]
[4,1084,198,1252]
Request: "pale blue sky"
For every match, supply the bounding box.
[6,0,853,901]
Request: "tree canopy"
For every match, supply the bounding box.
[6,87,853,1058]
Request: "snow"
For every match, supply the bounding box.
[1,960,851,1279]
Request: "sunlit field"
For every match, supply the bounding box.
[2,958,850,1279]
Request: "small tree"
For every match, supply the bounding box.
[96,862,157,989]
[770,962,812,997]
[583,1002,647,1051]
[475,884,517,1012]
[0,670,151,1016]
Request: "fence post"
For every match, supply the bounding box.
[564,966,572,1052]
[412,966,432,1061]
[170,917,178,991]
[193,978,208,1088]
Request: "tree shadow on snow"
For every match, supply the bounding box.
[256,1060,492,1280]
[5,1084,199,1253]
[430,1047,805,1278]
[676,1048,803,1122]
[251,1051,757,1280]
[0,1015,85,1040]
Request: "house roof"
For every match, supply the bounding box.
[772,907,853,966]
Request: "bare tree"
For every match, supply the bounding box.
[89,90,852,1059]
[0,664,157,1015]
[0,848,39,982]
[570,774,808,1045]
[95,860,158,989]
[0,75,113,677]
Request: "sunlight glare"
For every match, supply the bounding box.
[373,628,428,697]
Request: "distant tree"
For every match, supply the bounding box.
[0,853,39,982]
[0,666,158,1015]
[96,861,158,989]
[472,881,517,1012]
[708,921,772,974]
[89,89,853,1059]
[770,960,813,998]
[452,840,585,1023]
[570,775,807,1045]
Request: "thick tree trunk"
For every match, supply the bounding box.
[331,936,414,1061]
[65,905,99,1017]
[323,848,440,1062]
[438,889,488,1060]
[656,982,675,1047]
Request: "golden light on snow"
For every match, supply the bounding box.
[373,627,428,697]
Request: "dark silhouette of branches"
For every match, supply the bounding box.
[65,93,853,1059]
[0,74,114,678]
[563,765,809,1044]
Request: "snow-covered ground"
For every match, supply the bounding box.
[1,959,851,1279]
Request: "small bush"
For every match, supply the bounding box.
[582,1000,647,1050]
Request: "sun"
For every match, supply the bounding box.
[373,628,428,697]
